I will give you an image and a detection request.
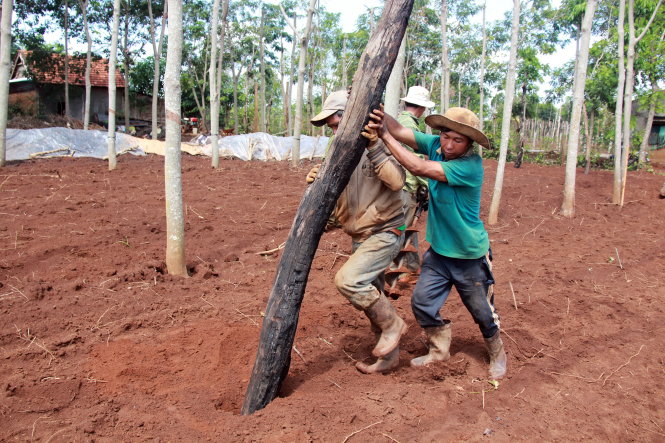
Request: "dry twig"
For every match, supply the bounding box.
[256,242,286,256]
[602,345,645,386]
[342,421,382,443]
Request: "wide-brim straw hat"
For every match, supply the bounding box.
[400,86,435,108]
[425,107,491,149]
[311,90,348,127]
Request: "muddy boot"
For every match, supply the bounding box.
[355,346,400,374]
[484,330,507,379]
[364,295,408,358]
[410,323,452,367]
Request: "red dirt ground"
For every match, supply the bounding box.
[1,154,664,441]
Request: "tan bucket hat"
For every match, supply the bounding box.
[425,107,491,149]
[311,90,348,127]
[400,86,435,108]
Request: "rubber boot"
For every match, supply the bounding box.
[484,330,507,379]
[363,295,408,358]
[355,346,400,374]
[356,322,400,374]
[410,323,452,367]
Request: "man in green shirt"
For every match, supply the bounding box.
[366,105,507,380]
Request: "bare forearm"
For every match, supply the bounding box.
[383,113,418,150]
[381,132,446,182]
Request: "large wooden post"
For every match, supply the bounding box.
[241,0,415,415]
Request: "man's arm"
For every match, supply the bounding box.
[371,107,419,151]
[379,131,447,182]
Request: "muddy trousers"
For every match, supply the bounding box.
[334,231,403,310]
[412,248,500,339]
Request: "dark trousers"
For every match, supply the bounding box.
[411,248,500,338]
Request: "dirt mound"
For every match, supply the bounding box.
[0,155,664,441]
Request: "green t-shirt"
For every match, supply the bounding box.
[414,131,489,259]
[397,111,428,194]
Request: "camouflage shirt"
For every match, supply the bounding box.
[397,111,429,194]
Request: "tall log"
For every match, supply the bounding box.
[241,0,415,415]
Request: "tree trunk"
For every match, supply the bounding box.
[638,89,657,165]
[620,0,662,205]
[123,3,130,129]
[478,0,487,153]
[209,0,221,167]
[440,0,449,112]
[288,17,296,135]
[241,0,415,415]
[80,0,92,130]
[148,0,167,140]
[164,0,188,277]
[0,0,12,167]
[291,0,317,167]
[384,33,406,116]
[341,34,348,89]
[259,9,266,132]
[487,0,520,225]
[583,103,591,174]
[107,0,121,171]
[561,0,597,217]
[64,0,70,118]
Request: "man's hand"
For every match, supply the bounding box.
[361,123,379,149]
[367,104,387,139]
[305,165,320,184]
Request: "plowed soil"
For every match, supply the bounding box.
[1,154,664,441]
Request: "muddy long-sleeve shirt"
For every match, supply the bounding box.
[333,141,406,242]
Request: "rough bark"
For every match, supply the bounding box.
[487,0,520,225]
[241,0,415,415]
[561,0,597,217]
[164,0,187,277]
[107,0,121,171]
[0,0,12,167]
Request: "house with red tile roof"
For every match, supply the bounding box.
[10,51,162,132]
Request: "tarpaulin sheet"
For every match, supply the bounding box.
[6,128,330,161]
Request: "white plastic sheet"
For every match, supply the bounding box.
[6,128,329,161]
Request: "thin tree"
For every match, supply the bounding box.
[440,0,450,112]
[384,34,406,115]
[78,0,92,130]
[478,0,487,141]
[209,0,221,167]
[561,0,597,217]
[107,0,121,171]
[487,0,520,225]
[612,0,626,204]
[0,0,13,167]
[282,0,316,167]
[148,0,167,140]
[164,0,187,277]
[619,0,662,206]
[64,0,70,118]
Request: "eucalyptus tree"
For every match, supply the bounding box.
[209,0,229,168]
[619,0,662,205]
[488,0,520,225]
[107,0,121,171]
[120,0,150,129]
[0,0,13,167]
[147,0,167,140]
[164,0,187,276]
[77,0,93,130]
[182,0,212,130]
[561,0,597,217]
